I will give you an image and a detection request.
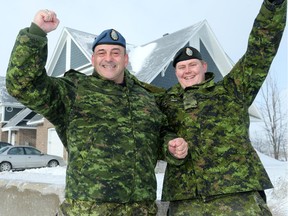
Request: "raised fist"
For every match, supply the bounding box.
[33,9,60,33]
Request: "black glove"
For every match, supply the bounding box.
[265,0,285,10]
[268,0,284,5]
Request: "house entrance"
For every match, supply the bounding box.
[47,128,64,158]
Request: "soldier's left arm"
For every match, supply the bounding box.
[157,94,190,165]
[136,80,189,164]
[223,0,286,105]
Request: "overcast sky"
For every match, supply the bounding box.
[1,0,287,90]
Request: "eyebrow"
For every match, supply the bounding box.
[96,47,121,52]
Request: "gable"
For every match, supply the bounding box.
[132,21,205,83]
[48,28,93,77]
[71,40,90,69]
[45,21,261,120]
[2,108,37,131]
[200,41,223,83]
[51,43,66,77]
[151,39,225,89]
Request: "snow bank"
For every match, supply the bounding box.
[0,152,287,216]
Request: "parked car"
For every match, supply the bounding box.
[0,145,66,172]
[0,141,12,149]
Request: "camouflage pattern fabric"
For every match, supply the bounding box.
[168,192,272,216]
[6,22,168,214]
[159,0,286,208]
[57,200,157,216]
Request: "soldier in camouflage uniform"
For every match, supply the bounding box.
[159,0,286,215]
[5,10,188,216]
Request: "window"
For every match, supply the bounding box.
[8,147,24,155]
[24,147,41,155]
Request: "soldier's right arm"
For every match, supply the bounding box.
[6,10,74,127]
[32,9,59,34]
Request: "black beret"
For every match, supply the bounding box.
[173,46,203,67]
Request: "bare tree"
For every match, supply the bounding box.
[257,75,287,160]
[252,132,269,154]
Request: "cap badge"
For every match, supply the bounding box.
[110,29,119,41]
[186,47,193,56]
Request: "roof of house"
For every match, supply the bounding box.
[46,21,260,120]
[27,114,44,126]
[51,20,235,83]
[2,108,36,131]
[1,20,262,127]
[130,20,231,83]
[0,77,20,105]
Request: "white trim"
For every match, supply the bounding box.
[66,37,72,71]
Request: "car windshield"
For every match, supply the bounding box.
[0,146,9,154]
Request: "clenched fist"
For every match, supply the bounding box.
[33,9,60,33]
[168,138,188,159]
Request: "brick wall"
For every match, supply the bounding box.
[35,119,52,153]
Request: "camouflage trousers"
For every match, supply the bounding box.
[56,199,158,216]
[167,191,272,216]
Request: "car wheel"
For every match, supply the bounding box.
[48,160,59,167]
[0,162,12,172]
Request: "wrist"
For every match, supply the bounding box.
[29,22,47,37]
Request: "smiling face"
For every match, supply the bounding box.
[175,58,207,89]
[92,44,128,84]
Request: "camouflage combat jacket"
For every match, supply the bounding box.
[160,0,286,201]
[6,26,167,203]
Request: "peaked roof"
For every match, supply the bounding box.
[65,27,95,59]
[27,113,44,126]
[134,20,234,83]
[2,108,36,131]
[46,27,136,76]
[37,21,261,120]
[48,20,234,82]
[0,76,21,105]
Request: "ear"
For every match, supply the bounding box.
[91,54,95,66]
[124,54,129,67]
[202,61,208,73]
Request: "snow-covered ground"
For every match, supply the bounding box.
[0,151,287,215]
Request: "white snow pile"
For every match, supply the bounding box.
[0,151,287,215]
